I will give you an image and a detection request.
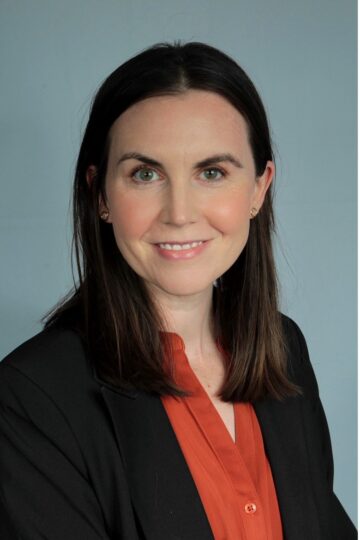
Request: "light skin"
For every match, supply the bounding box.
[88,90,274,366]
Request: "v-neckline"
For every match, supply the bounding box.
[172,346,260,498]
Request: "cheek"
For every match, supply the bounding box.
[211,190,251,235]
[109,192,155,241]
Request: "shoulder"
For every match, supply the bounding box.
[279,312,319,396]
[1,326,86,373]
[0,326,98,417]
[1,326,90,377]
[0,327,106,490]
[280,311,306,349]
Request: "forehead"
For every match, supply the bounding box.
[108,90,250,154]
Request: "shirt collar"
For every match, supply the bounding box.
[159,331,185,352]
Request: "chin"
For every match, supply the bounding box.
[151,278,214,297]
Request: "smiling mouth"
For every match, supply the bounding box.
[156,240,205,251]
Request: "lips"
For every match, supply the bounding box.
[155,240,206,245]
[158,240,204,251]
[153,239,210,260]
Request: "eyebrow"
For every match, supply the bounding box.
[116,151,243,170]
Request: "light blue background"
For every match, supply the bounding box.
[0,0,357,525]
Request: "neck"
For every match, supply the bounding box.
[148,282,218,361]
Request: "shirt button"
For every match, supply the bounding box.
[244,502,257,514]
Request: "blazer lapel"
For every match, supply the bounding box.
[253,396,322,540]
[98,382,214,540]
[94,368,325,540]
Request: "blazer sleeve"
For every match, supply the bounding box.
[0,361,111,540]
[290,318,357,538]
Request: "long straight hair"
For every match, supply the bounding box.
[43,41,301,401]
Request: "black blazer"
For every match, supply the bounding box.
[0,314,356,540]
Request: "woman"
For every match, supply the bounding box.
[0,41,356,539]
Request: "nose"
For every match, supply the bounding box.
[161,181,197,226]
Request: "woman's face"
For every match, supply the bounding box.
[100,90,273,298]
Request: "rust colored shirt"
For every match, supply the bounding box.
[160,332,283,540]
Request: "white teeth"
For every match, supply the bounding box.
[158,241,204,250]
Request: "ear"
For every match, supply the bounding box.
[251,160,275,211]
[86,165,97,187]
[86,165,112,222]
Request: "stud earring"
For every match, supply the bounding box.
[100,210,109,221]
[250,207,258,219]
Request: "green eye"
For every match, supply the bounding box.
[133,167,160,182]
[200,168,224,181]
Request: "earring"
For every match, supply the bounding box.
[100,210,109,221]
[250,207,258,219]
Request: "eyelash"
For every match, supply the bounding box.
[130,165,228,184]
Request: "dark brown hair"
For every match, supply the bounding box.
[43,41,301,401]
